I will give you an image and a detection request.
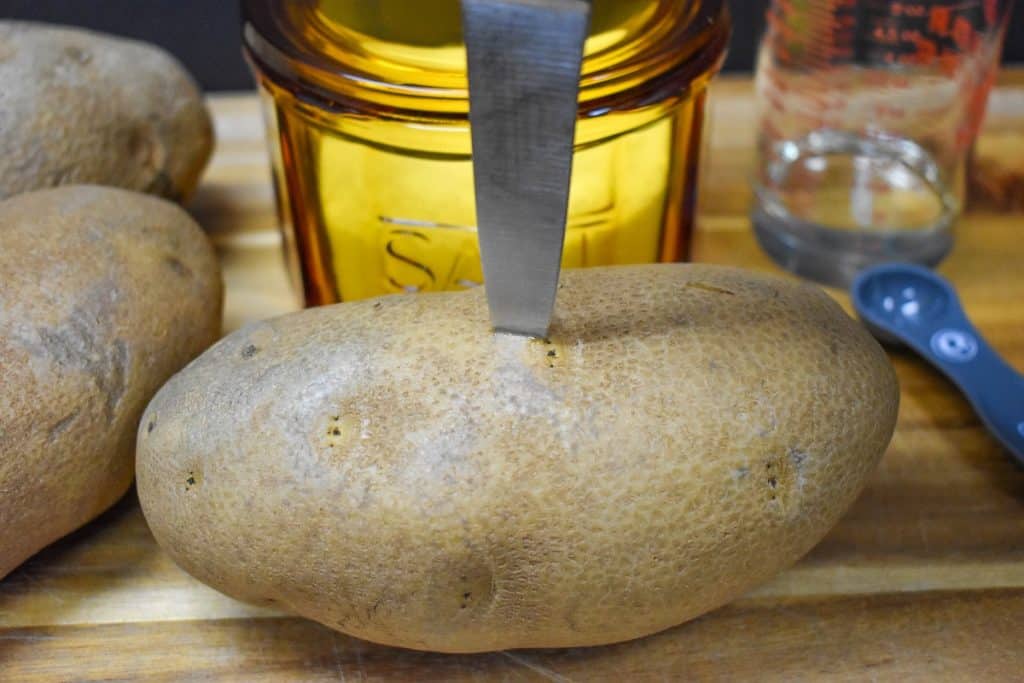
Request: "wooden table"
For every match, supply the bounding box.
[2,74,1023,682]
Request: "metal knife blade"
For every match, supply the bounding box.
[462,0,590,338]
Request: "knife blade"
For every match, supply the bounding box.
[462,0,591,338]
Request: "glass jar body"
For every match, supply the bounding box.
[244,0,730,305]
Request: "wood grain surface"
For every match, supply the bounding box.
[2,73,1023,682]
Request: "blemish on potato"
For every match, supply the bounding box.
[47,409,80,442]
[761,449,807,512]
[36,311,129,423]
[320,413,361,452]
[788,448,809,469]
[128,123,164,171]
[448,563,495,616]
[164,255,191,278]
[61,45,92,66]
[531,337,566,370]
[685,281,736,296]
[184,468,202,492]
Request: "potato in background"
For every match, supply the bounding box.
[0,185,223,579]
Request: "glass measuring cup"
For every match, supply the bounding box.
[751,0,1015,287]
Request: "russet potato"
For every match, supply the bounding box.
[0,21,213,202]
[0,185,222,578]
[137,264,898,653]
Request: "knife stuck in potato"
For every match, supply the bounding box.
[462,0,591,338]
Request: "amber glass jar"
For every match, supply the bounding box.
[243,0,730,306]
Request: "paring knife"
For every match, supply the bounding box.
[462,0,591,338]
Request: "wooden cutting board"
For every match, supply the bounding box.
[2,72,1023,682]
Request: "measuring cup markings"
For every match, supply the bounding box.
[752,0,1012,285]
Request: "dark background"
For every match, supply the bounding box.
[2,0,1021,91]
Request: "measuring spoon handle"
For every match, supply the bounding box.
[904,308,1024,466]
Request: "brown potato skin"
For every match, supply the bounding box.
[0,185,222,579]
[137,264,898,653]
[0,21,213,202]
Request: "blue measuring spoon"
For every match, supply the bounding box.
[852,263,1024,467]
